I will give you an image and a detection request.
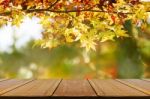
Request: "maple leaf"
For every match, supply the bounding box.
[100,31,115,42]
[11,11,24,27]
[114,25,129,37]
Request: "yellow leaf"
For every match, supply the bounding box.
[114,26,129,37]
[100,31,115,42]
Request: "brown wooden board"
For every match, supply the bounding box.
[117,79,150,95]
[2,79,61,96]
[89,79,147,96]
[0,79,149,98]
[0,79,34,95]
[53,79,96,96]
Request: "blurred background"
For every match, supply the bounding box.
[0,15,150,79]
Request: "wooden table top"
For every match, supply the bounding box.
[0,79,149,98]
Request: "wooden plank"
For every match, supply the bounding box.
[0,79,34,95]
[53,80,96,96]
[89,79,147,96]
[2,79,61,96]
[117,79,150,95]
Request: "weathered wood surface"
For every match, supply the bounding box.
[89,79,147,96]
[2,79,61,96]
[53,80,96,96]
[0,79,149,98]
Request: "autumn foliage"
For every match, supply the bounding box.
[0,0,149,51]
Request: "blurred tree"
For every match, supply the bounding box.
[117,20,144,78]
[0,0,150,78]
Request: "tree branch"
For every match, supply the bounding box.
[0,9,150,16]
[47,0,60,9]
[26,9,134,14]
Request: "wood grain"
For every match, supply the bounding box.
[0,79,149,97]
[89,79,147,96]
[0,79,34,95]
[2,79,61,96]
[117,79,150,95]
[53,79,96,96]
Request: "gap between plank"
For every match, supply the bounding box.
[87,79,105,96]
[116,79,150,95]
[87,79,98,96]
[51,79,63,96]
[0,79,35,96]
